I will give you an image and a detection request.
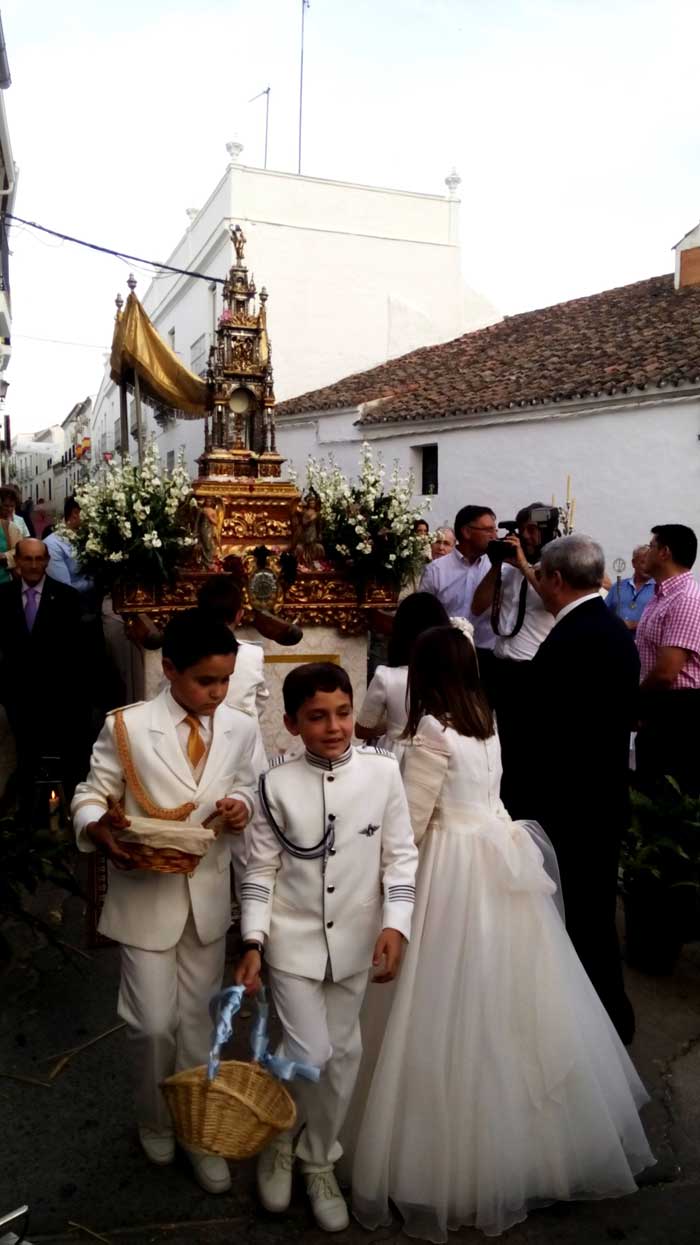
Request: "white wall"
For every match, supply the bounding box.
[90,161,499,478]
[278,392,700,574]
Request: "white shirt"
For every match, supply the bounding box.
[553,592,601,627]
[493,564,554,661]
[356,665,408,740]
[165,688,213,782]
[419,547,495,649]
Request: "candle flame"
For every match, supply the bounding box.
[50,789,57,800]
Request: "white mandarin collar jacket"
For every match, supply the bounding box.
[241,746,419,983]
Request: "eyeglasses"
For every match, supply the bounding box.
[466,523,498,535]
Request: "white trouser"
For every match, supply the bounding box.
[117,909,226,1133]
[269,965,369,1169]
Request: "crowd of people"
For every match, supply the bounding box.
[2,491,700,1239]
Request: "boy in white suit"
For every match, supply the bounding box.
[72,610,258,1194]
[235,662,418,1232]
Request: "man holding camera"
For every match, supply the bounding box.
[471,503,556,815]
[420,504,498,678]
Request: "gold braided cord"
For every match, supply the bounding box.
[114,711,197,822]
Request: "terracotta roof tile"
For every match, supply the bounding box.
[276,275,700,425]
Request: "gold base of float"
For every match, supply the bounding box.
[113,476,397,635]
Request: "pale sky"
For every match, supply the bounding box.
[3,0,699,434]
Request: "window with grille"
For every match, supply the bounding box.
[420,445,438,495]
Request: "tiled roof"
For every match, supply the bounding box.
[276,274,700,425]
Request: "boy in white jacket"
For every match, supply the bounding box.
[72,610,257,1194]
[235,662,418,1231]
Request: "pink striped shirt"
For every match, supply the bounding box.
[636,571,700,689]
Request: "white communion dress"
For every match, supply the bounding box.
[355,664,408,758]
[349,715,654,1241]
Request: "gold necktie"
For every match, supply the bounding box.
[184,714,206,769]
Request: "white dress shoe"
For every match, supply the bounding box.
[183,1147,232,1194]
[256,1137,294,1212]
[138,1126,175,1166]
[303,1166,349,1232]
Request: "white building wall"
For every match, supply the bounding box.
[278,392,700,574]
[89,159,499,477]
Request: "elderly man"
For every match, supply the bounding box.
[0,538,88,817]
[526,534,639,1045]
[605,545,654,630]
[430,526,456,560]
[635,524,700,796]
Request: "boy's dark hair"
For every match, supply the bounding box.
[283,662,353,719]
[64,495,80,522]
[162,608,238,672]
[453,504,496,540]
[406,626,494,742]
[197,574,243,624]
[387,591,451,667]
[651,524,697,570]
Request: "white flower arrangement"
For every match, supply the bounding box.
[302,442,430,591]
[62,441,196,588]
[449,616,475,644]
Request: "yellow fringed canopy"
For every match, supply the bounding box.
[110,292,209,418]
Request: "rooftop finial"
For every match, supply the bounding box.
[226,139,244,163]
[115,291,124,320]
[127,273,137,293]
[186,207,199,223]
[445,168,462,198]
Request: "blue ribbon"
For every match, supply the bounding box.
[207,986,321,1085]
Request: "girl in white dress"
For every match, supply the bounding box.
[350,625,654,1241]
[355,593,449,758]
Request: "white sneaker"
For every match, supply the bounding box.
[183,1147,232,1194]
[303,1166,349,1232]
[257,1137,294,1212]
[138,1126,175,1166]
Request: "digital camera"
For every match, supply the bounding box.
[487,506,560,566]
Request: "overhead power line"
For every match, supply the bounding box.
[15,332,110,350]
[4,213,227,285]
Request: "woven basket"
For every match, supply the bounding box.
[118,842,201,874]
[162,1060,296,1159]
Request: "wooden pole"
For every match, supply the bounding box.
[119,381,129,462]
[133,370,144,465]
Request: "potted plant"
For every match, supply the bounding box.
[620,777,700,975]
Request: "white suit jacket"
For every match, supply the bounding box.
[226,640,269,719]
[241,746,418,982]
[72,689,258,951]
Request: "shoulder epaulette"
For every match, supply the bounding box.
[106,701,145,716]
[358,744,398,761]
[267,753,291,770]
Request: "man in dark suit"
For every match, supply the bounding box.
[526,534,639,1044]
[0,538,89,819]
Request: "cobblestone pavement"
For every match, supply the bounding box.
[1,889,700,1245]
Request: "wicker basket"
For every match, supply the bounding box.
[162,1060,296,1159]
[118,842,201,874]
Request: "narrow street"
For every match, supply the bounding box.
[2,887,700,1245]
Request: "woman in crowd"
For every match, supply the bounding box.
[350,625,654,1241]
[355,592,450,758]
[0,488,21,585]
